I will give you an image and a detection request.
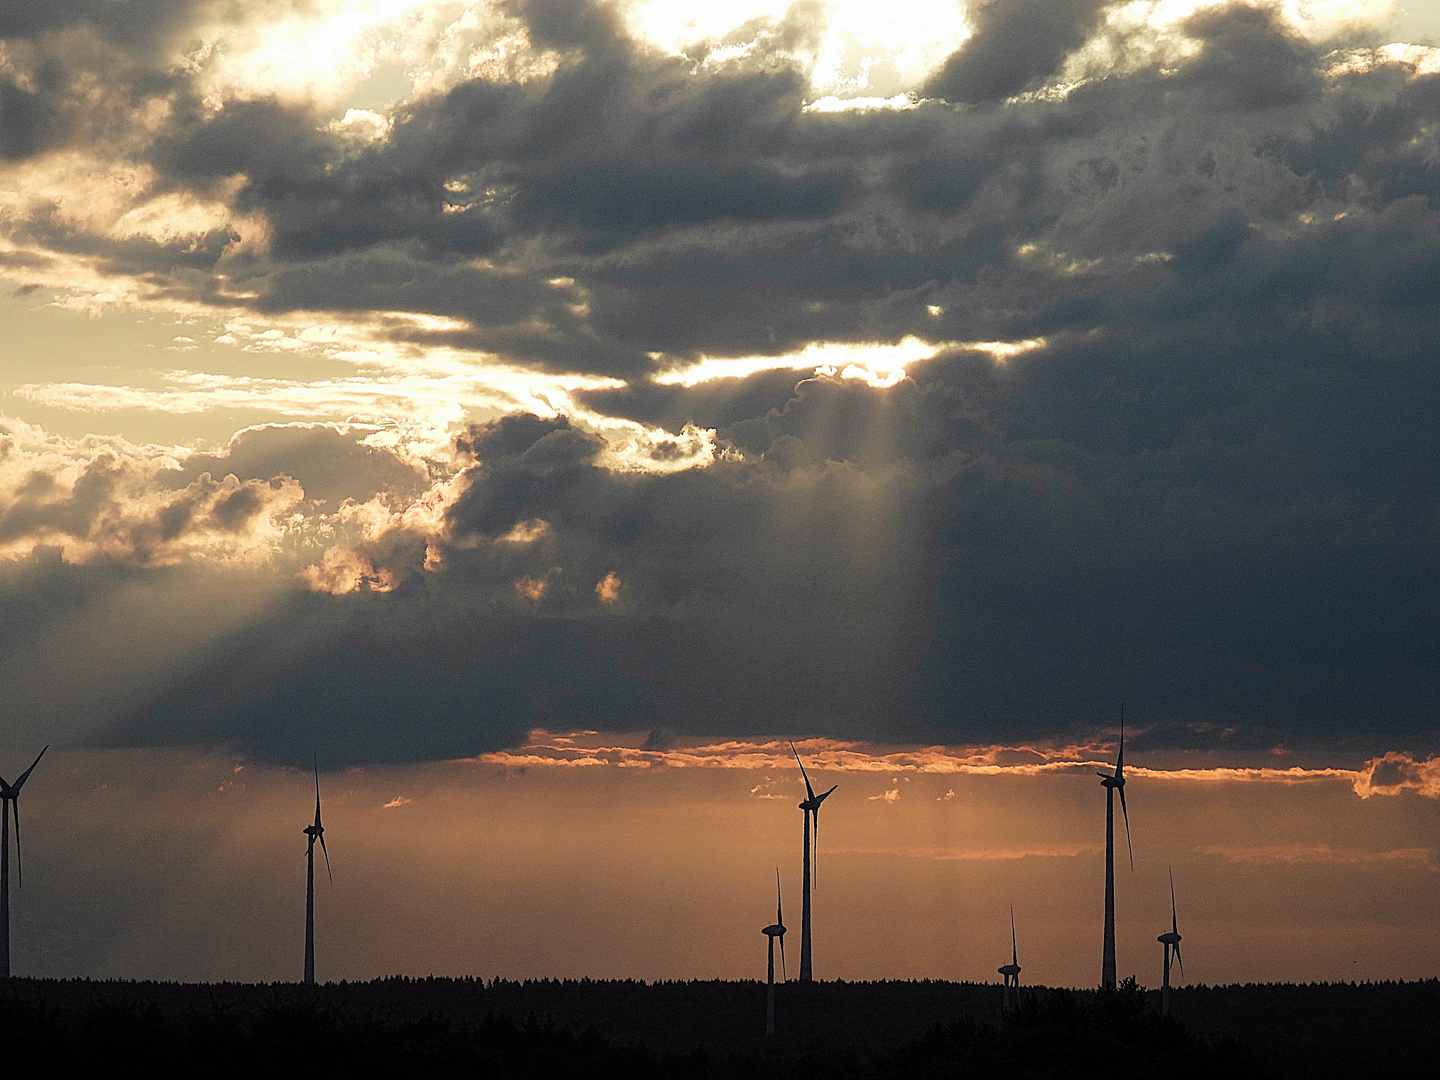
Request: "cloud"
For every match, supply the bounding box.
[922,0,1114,104]
[594,569,622,604]
[836,842,1101,860]
[167,423,429,507]
[0,425,303,567]
[1199,843,1439,870]
[5,2,1440,767]
[0,418,438,569]
[1352,752,1440,799]
[459,731,1409,796]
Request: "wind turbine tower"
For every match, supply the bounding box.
[1097,708,1133,990]
[997,909,1021,1015]
[302,761,331,985]
[791,742,836,983]
[1158,870,1184,1015]
[761,871,787,1036]
[0,746,47,979]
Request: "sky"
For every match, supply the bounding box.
[3,0,1440,987]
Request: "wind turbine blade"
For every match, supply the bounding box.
[319,832,332,883]
[1174,941,1183,978]
[776,869,783,925]
[1118,784,1133,870]
[779,934,787,982]
[11,799,20,888]
[1011,908,1017,967]
[13,746,47,792]
[1170,869,1178,935]
[1116,706,1125,779]
[817,785,837,804]
[313,759,323,828]
[790,742,816,801]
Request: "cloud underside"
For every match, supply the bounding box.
[3,1,1440,763]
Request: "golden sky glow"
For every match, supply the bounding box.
[9,741,1438,985]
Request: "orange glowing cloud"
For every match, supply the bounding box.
[834,842,1103,861]
[468,731,1440,800]
[1351,751,1440,799]
[1199,844,1439,871]
[595,571,623,605]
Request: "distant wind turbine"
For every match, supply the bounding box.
[1097,706,1133,990]
[762,871,787,1036]
[997,908,1021,1015]
[0,746,47,979]
[302,760,331,985]
[1158,870,1184,1015]
[791,743,836,983]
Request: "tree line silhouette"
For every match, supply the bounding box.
[1,976,1436,1078]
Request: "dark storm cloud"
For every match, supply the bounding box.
[0,0,204,55]
[923,0,1114,104]
[102,330,1440,765]
[0,75,64,160]
[109,407,942,762]
[0,24,187,163]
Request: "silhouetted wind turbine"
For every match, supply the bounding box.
[791,742,836,982]
[997,908,1021,1014]
[0,745,46,979]
[1158,869,1184,1015]
[302,760,331,985]
[762,871,787,1036]
[1097,706,1133,990]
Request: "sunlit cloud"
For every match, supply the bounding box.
[0,417,313,566]
[595,570,624,604]
[1352,751,1440,799]
[513,575,550,602]
[467,731,1437,800]
[297,545,401,594]
[1058,0,1404,90]
[634,0,970,100]
[804,93,916,112]
[958,338,1049,364]
[191,0,487,108]
[1200,844,1438,870]
[836,842,1102,861]
[651,336,943,388]
[1326,41,1440,78]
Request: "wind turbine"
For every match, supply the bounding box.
[1158,869,1184,1015]
[997,908,1021,1015]
[1097,706,1133,990]
[0,746,47,979]
[762,871,787,1036]
[302,760,331,985]
[791,742,836,983]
